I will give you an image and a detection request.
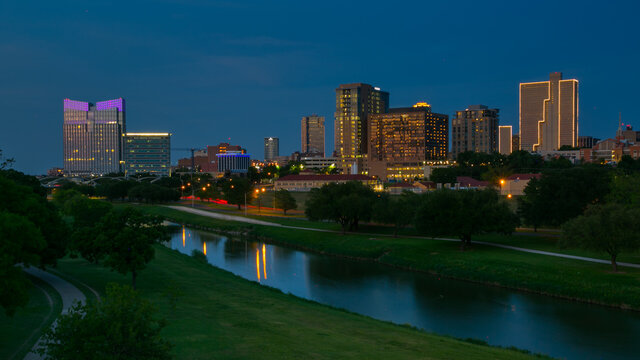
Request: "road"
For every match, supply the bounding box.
[22,267,86,360]
[167,205,640,269]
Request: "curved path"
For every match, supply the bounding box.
[22,267,86,360]
[167,205,640,269]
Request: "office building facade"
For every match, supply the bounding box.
[301,115,325,156]
[578,136,600,149]
[335,83,389,159]
[63,98,126,176]
[498,125,513,155]
[520,72,578,152]
[451,105,499,157]
[217,151,251,174]
[264,137,279,161]
[123,133,171,176]
[368,102,448,180]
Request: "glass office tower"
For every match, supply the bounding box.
[63,98,126,176]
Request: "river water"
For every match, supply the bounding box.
[169,226,640,359]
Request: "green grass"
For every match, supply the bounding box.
[52,245,544,359]
[0,275,62,360]
[129,204,640,310]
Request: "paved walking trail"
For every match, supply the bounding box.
[168,205,640,269]
[22,267,86,360]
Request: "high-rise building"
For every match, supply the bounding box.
[63,98,126,176]
[301,115,325,156]
[512,134,520,152]
[335,83,389,159]
[498,126,513,155]
[520,72,578,152]
[368,102,448,180]
[123,133,171,176]
[451,105,499,157]
[264,137,279,161]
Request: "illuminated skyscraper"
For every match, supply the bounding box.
[301,115,325,156]
[520,72,578,152]
[368,102,448,180]
[451,105,499,157]
[498,125,513,155]
[334,83,389,159]
[63,98,126,176]
[264,137,279,161]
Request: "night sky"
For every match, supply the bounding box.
[1,0,639,174]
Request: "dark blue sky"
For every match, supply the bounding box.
[1,0,639,174]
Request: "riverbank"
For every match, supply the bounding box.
[51,245,543,359]
[128,204,640,310]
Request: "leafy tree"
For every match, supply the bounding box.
[607,174,640,207]
[128,183,180,204]
[543,156,573,169]
[373,192,419,237]
[616,155,640,175]
[415,189,518,250]
[429,167,459,184]
[0,149,15,169]
[221,176,253,210]
[0,212,46,316]
[274,189,297,214]
[96,179,137,201]
[0,175,68,315]
[305,181,377,234]
[506,150,543,173]
[247,166,261,183]
[73,208,167,288]
[561,203,640,272]
[62,194,113,228]
[518,167,611,228]
[196,185,219,202]
[38,283,172,360]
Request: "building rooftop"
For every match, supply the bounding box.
[506,173,541,181]
[278,174,374,181]
[456,176,489,188]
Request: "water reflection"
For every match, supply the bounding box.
[169,226,640,360]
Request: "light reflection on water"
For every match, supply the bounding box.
[169,226,640,360]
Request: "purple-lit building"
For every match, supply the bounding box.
[63,98,126,176]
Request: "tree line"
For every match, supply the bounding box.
[305,181,518,250]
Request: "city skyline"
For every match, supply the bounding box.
[2,1,640,174]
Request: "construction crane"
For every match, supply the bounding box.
[171,148,197,171]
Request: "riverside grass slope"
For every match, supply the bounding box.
[52,245,543,360]
[127,204,640,310]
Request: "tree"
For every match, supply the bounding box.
[607,174,640,207]
[0,212,46,316]
[517,167,611,228]
[221,176,253,210]
[63,194,113,228]
[305,181,376,234]
[74,208,167,289]
[274,189,297,214]
[0,175,68,315]
[561,203,640,272]
[38,283,172,360]
[373,192,419,237]
[195,185,219,202]
[415,189,518,250]
[128,183,180,204]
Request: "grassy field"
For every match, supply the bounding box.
[0,275,62,360]
[51,245,544,359]
[169,201,640,264]
[129,204,640,310]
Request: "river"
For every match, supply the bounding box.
[169,226,640,359]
